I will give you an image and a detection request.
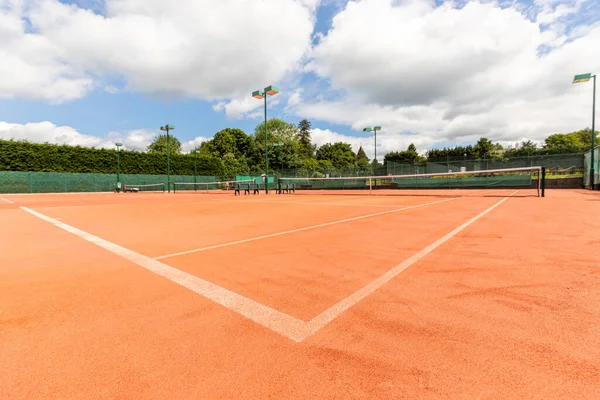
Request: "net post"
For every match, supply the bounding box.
[369,177,372,194]
[541,167,546,197]
[173,182,175,193]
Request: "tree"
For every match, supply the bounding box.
[222,153,242,176]
[571,128,598,150]
[211,129,237,157]
[254,118,299,144]
[384,143,424,165]
[356,146,370,169]
[474,137,494,159]
[253,119,303,171]
[544,133,583,153]
[147,134,182,155]
[297,119,315,158]
[316,142,357,170]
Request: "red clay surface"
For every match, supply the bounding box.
[1,189,600,399]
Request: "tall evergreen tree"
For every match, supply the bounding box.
[356,146,370,168]
[297,119,314,157]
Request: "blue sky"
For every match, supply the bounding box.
[1,0,599,158]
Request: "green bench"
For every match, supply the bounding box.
[234,183,260,195]
[277,183,296,194]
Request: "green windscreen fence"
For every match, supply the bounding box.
[583,148,599,188]
[0,171,216,194]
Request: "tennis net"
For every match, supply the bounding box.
[122,183,166,193]
[173,179,256,193]
[279,166,545,197]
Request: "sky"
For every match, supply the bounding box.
[1,0,599,160]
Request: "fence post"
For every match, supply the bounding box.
[541,167,546,198]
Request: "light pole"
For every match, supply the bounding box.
[252,85,279,194]
[193,149,199,187]
[573,73,597,189]
[363,126,382,163]
[116,142,123,192]
[160,124,175,192]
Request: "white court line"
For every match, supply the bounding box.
[20,192,514,342]
[20,206,308,342]
[302,191,518,339]
[1,197,14,204]
[154,198,458,260]
[2,192,115,196]
[217,198,415,208]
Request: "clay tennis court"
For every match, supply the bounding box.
[1,188,600,399]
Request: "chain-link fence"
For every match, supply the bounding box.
[387,153,584,176]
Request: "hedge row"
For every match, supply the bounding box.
[0,140,224,176]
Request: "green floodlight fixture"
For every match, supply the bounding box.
[251,85,280,194]
[160,124,175,193]
[573,73,592,83]
[573,72,597,189]
[363,126,382,163]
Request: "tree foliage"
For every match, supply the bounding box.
[385,143,425,165]
[147,134,182,154]
[1,121,593,180]
[356,146,370,169]
[316,142,357,170]
[297,119,314,158]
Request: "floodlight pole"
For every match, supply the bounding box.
[264,93,268,193]
[115,143,122,192]
[252,86,279,194]
[573,73,597,189]
[592,75,596,190]
[160,124,175,193]
[193,150,199,186]
[363,126,382,165]
[374,126,380,162]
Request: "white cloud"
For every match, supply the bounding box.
[0,121,156,151]
[181,136,211,153]
[0,4,93,102]
[1,0,317,102]
[287,88,304,107]
[104,85,119,94]
[293,0,600,152]
[213,97,262,119]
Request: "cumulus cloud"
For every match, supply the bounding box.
[0,121,156,151]
[0,0,317,102]
[0,3,93,102]
[294,0,600,150]
[181,136,211,153]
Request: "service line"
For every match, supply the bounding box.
[154,197,458,260]
[1,197,14,204]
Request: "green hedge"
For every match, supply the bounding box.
[0,140,224,176]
